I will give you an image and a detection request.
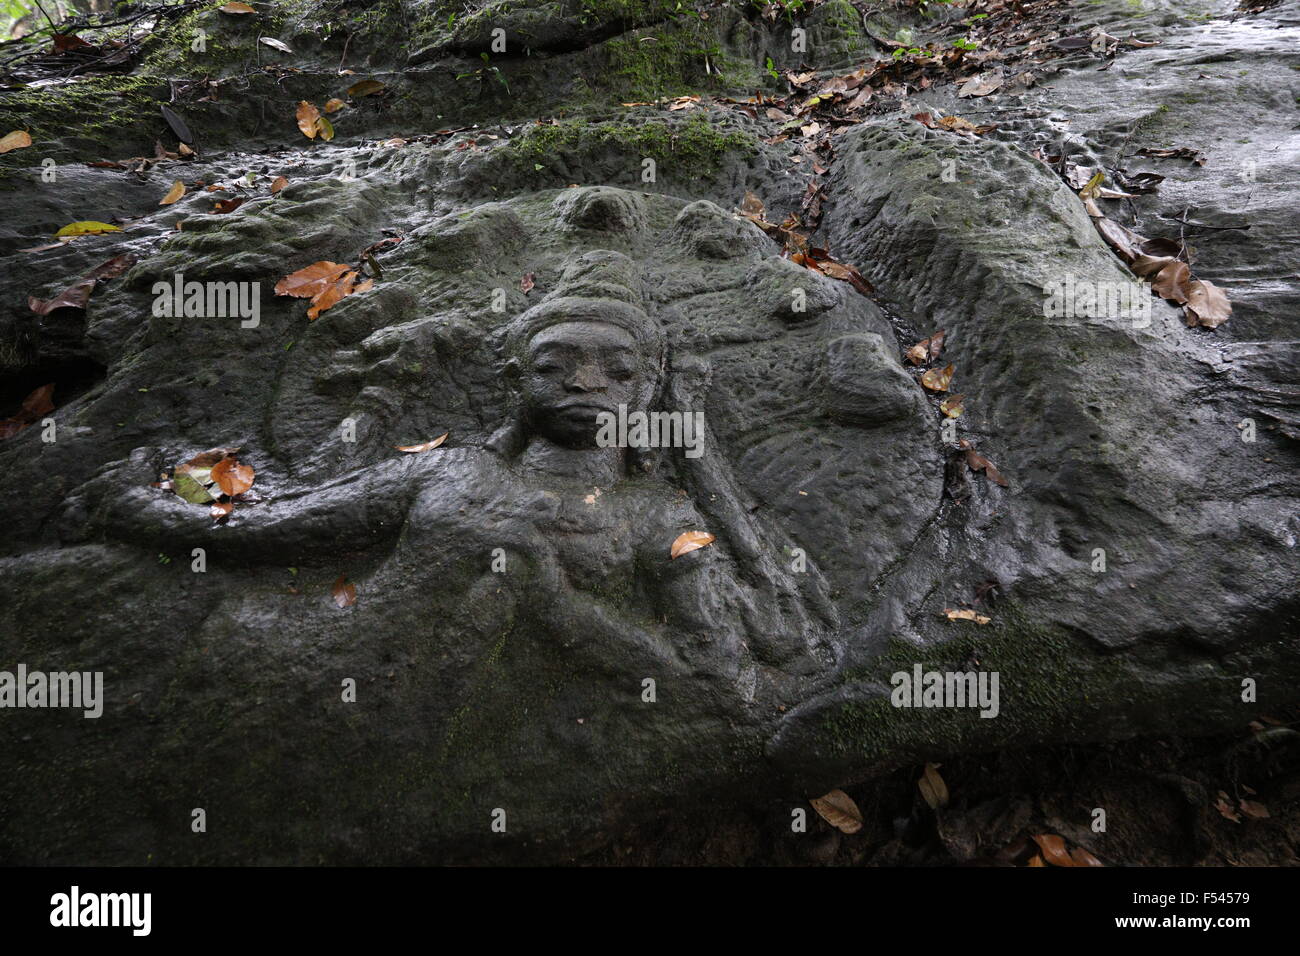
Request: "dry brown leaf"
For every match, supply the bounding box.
[810,789,864,834]
[1027,854,1046,867]
[1070,846,1104,866]
[918,762,950,809]
[346,79,386,98]
[159,180,186,206]
[670,530,715,560]
[957,74,1002,98]
[270,175,288,195]
[210,501,234,520]
[211,456,255,496]
[218,1,257,12]
[921,363,955,392]
[1150,260,1192,303]
[962,445,1010,488]
[307,270,358,320]
[28,254,134,315]
[0,130,33,154]
[1239,799,1270,819]
[314,115,335,142]
[1184,279,1231,329]
[395,433,448,453]
[333,575,357,609]
[520,272,535,295]
[944,608,991,625]
[212,197,245,214]
[275,261,351,299]
[0,383,55,439]
[296,101,320,139]
[940,395,965,418]
[906,329,945,365]
[1130,254,1176,278]
[323,98,346,113]
[1032,833,1074,867]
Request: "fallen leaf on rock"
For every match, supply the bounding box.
[944,608,991,625]
[296,101,320,139]
[346,79,385,98]
[521,272,535,295]
[183,446,243,469]
[52,33,93,53]
[906,329,945,365]
[1078,170,1105,200]
[211,456,255,496]
[306,270,371,320]
[957,74,1002,97]
[159,104,193,144]
[940,395,965,418]
[0,130,32,153]
[219,1,257,12]
[324,98,346,113]
[333,575,357,609]
[159,180,186,205]
[210,501,234,520]
[1216,792,1242,822]
[963,446,1009,487]
[1070,846,1104,866]
[276,261,351,299]
[810,789,864,834]
[1137,146,1206,166]
[172,469,215,504]
[921,363,955,392]
[1032,834,1074,866]
[259,37,294,53]
[395,433,448,453]
[54,221,120,237]
[1239,799,1270,819]
[918,763,950,809]
[212,197,245,214]
[0,383,55,439]
[28,253,134,315]
[270,175,288,195]
[1027,854,1045,867]
[1150,259,1192,303]
[1184,279,1231,329]
[670,530,715,559]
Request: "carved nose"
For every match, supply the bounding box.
[566,363,608,392]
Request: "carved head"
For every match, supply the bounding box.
[502,252,666,450]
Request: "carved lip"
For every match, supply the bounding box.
[555,402,614,417]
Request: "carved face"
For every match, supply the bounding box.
[518,320,658,448]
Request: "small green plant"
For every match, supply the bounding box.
[765,56,779,81]
[456,52,510,93]
[953,37,980,51]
